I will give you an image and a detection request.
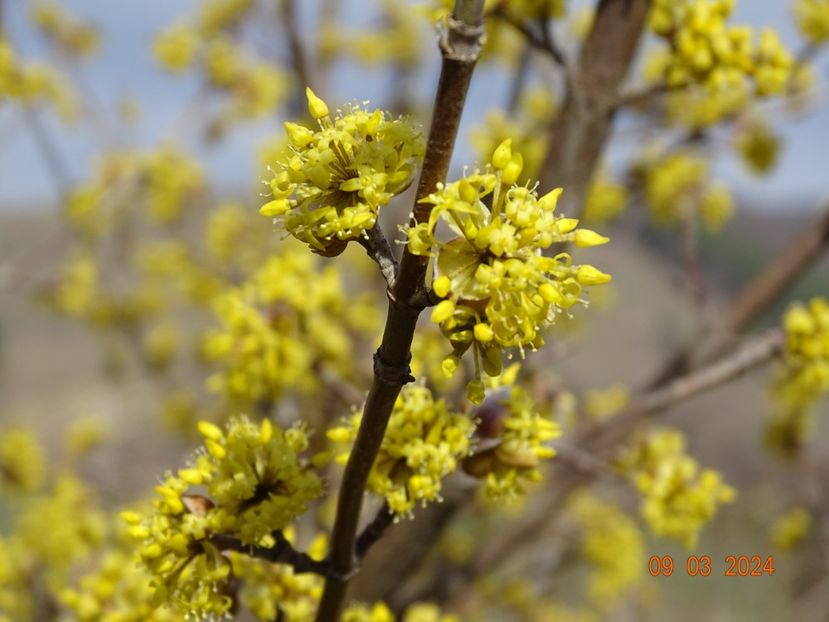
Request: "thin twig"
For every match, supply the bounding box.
[210,531,336,577]
[507,41,533,114]
[467,328,785,575]
[357,224,399,290]
[280,0,312,91]
[391,328,786,606]
[355,502,395,559]
[614,82,669,108]
[22,106,71,195]
[647,201,829,388]
[492,7,566,66]
[313,2,486,620]
[537,9,567,68]
[583,328,785,453]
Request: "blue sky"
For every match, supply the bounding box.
[1,0,828,213]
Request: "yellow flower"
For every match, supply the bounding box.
[569,494,644,607]
[648,0,793,101]
[771,507,812,550]
[153,22,199,72]
[329,384,475,517]
[261,88,425,255]
[0,427,46,491]
[794,0,829,44]
[408,140,611,400]
[125,416,322,619]
[616,427,735,548]
[767,298,829,456]
[463,386,561,502]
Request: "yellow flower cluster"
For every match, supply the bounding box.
[0,38,76,119]
[202,249,378,406]
[779,297,829,403]
[32,2,100,58]
[0,536,36,622]
[0,427,46,492]
[203,37,290,121]
[153,0,252,70]
[197,0,254,36]
[409,140,611,401]
[0,430,112,622]
[153,22,199,72]
[771,507,812,550]
[48,255,98,317]
[463,386,561,501]
[261,88,425,255]
[581,170,630,226]
[138,241,222,305]
[232,529,327,621]
[145,148,205,224]
[16,476,109,582]
[329,384,475,517]
[64,147,204,233]
[617,428,735,548]
[670,87,747,129]
[338,0,423,69]
[583,382,630,420]
[794,0,829,44]
[204,202,268,270]
[736,118,781,176]
[45,251,164,329]
[648,0,793,96]
[60,548,185,622]
[767,298,829,454]
[640,150,734,232]
[153,0,287,125]
[568,494,644,607]
[124,416,322,619]
[143,323,179,372]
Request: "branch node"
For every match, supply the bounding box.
[373,350,414,387]
[439,16,486,62]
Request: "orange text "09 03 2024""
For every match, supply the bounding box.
[648,555,775,577]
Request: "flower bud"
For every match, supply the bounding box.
[576,264,612,285]
[501,153,524,185]
[431,299,456,323]
[433,275,452,298]
[574,229,610,247]
[305,87,329,119]
[284,121,314,147]
[491,138,512,170]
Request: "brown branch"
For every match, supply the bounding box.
[614,81,669,108]
[280,0,312,91]
[355,502,395,560]
[210,531,335,577]
[357,224,398,290]
[539,0,652,217]
[507,41,533,113]
[313,3,486,620]
[582,328,785,454]
[492,7,566,66]
[461,329,785,579]
[22,106,71,196]
[647,202,829,388]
